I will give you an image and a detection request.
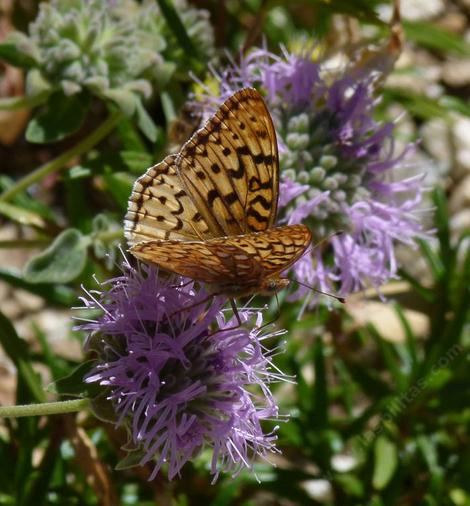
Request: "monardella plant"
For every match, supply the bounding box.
[195,47,426,307]
[77,260,287,480]
[2,0,214,123]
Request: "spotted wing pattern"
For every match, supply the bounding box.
[129,224,311,293]
[176,88,279,236]
[124,154,214,244]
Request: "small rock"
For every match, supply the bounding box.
[347,300,429,343]
[453,117,470,177]
[442,58,470,87]
[421,118,452,172]
[449,174,470,213]
[400,0,445,21]
[450,208,470,235]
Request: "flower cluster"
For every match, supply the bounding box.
[4,0,214,111]
[196,47,425,304]
[77,261,285,480]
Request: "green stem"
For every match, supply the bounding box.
[0,110,123,203]
[0,239,49,248]
[0,398,89,418]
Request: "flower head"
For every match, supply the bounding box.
[77,260,285,480]
[196,46,426,304]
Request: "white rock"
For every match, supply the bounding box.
[449,174,470,213]
[421,118,452,170]
[332,454,357,473]
[453,117,470,176]
[301,479,333,500]
[401,0,445,21]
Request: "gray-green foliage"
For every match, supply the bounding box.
[0,0,214,141]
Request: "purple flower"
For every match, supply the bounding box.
[195,47,427,303]
[76,259,286,480]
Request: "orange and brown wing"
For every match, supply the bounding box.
[217,224,312,276]
[176,88,279,236]
[129,239,262,286]
[129,224,311,291]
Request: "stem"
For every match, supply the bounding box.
[0,239,49,248]
[0,398,89,418]
[0,110,123,203]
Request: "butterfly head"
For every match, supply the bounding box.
[260,277,289,295]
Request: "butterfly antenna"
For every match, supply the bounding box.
[294,279,346,304]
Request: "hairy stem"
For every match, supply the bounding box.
[0,398,89,418]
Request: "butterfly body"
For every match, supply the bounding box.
[125,88,312,298]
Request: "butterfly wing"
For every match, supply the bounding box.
[129,224,311,295]
[124,154,214,245]
[176,88,279,237]
[218,224,312,277]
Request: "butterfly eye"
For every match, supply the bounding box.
[268,280,278,292]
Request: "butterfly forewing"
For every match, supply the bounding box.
[176,88,279,236]
[125,154,214,245]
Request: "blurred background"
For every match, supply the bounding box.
[0,0,469,505]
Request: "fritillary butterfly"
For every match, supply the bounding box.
[124,88,312,298]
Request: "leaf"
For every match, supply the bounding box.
[25,91,90,143]
[372,436,398,490]
[135,98,159,141]
[0,267,76,307]
[0,311,45,402]
[0,32,39,68]
[49,360,98,397]
[0,201,45,227]
[312,337,328,429]
[101,171,134,211]
[156,0,199,58]
[120,150,154,174]
[102,88,137,116]
[404,20,470,56]
[23,228,90,283]
[115,449,147,471]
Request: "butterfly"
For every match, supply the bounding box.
[124,88,312,299]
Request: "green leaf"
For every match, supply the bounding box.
[49,361,97,397]
[135,98,159,142]
[312,337,328,429]
[0,32,38,68]
[0,201,45,227]
[25,92,90,143]
[23,229,90,283]
[103,88,137,116]
[0,311,45,402]
[120,150,154,174]
[0,267,76,306]
[404,20,470,56]
[156,0,199,58]
[115,449,147,471]
[102,171,134,211]
[372,436,398,490]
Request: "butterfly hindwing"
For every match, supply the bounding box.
[176,88,279,237]
[129,225,311,289]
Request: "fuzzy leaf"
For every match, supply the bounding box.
[23,228,90,283]
[25,91,90,143]
[0,32,38,68]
